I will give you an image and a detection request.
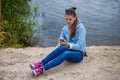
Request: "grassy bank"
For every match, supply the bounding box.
[0,0,34,48]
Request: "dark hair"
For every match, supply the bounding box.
[65,7,78,39]
[65,7,77,16]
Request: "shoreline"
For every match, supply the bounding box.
[0,46,120,80]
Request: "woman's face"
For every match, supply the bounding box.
[65,14,76,27]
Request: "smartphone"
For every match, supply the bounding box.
[59,39,65,42]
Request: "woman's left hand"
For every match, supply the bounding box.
[59,39,70,47]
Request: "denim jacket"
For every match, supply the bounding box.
[59,20,86,52]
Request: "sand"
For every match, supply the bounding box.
[0,46,120,80]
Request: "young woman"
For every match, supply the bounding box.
[30,7,86,76]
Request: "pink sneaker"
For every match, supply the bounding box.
[30,62,42,70]
[32,67,44,76]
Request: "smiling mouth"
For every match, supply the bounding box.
[67,22,71,25]
[68,23,71,24]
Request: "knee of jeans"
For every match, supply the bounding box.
[61,51,69,58]
[57,46,69,52]
[59,45,68,49]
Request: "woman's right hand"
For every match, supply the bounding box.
[59,39,70,47]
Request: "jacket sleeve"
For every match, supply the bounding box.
[69,24,86,52]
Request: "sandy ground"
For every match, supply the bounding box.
[0,46,120,80]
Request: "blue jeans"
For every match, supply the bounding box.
[41,45,84,71]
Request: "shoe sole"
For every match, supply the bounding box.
[30,64,36,70]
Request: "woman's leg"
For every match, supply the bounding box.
[43,50,84,71]
[41,45,69,65]
[66,51,84,63]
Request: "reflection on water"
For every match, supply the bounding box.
[30,0,120,47]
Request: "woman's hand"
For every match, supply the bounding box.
[59,39,70,47]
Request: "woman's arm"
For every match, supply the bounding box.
[69,24,86,52]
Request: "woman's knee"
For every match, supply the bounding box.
[59,51,70,60]
[59,45,68,49]
[56,46,69,52]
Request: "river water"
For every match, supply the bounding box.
[29,0,120,47]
